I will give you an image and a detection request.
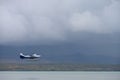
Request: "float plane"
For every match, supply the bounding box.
[20,53,40,59]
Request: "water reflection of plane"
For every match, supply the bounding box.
[20,53,40,59]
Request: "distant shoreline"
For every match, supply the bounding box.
[0,63,120,71]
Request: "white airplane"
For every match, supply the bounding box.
[20,53,41,59]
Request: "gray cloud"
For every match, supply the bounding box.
[0,0,120,44]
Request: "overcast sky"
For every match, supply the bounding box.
[0,0,120,61]
[0,0,120,45]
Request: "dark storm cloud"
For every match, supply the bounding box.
[0,0,120,44]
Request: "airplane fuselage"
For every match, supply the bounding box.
[20,53,40,59]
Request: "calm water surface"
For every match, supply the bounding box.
[0,71,120,80]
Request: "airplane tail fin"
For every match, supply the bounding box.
[20,53,24,56]
[20,53,25,59]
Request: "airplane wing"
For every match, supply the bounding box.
[32,54,40,57]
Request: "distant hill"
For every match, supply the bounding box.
[0,44,120,64]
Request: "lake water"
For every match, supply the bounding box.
[0,71,120,80]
